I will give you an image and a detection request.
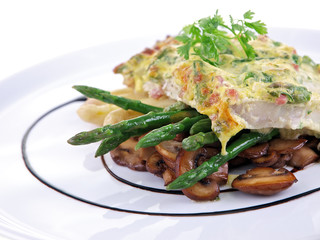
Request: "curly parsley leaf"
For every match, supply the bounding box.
[176,10,268,66]
[243,10,255,20]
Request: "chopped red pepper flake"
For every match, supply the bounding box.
[275,94,288,105]
[201,87,210,95]
[209,92,220,104]
[292,63,299,71]
[226,89,239,100]
[194,73,203,83]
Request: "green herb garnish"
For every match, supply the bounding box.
[175,10,268,66]
[268,83,311,104]
[292,54,300,65]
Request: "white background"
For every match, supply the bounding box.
[0,0,319,82]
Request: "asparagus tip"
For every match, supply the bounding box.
[72,85,81,90]
[67,137,78,145]
[94,151,102,158]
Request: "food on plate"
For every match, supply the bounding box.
[68,11,320,201]
[231,167,297,195]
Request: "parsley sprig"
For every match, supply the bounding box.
[176,10,268,66]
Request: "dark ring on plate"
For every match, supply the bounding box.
[21,97,320,216]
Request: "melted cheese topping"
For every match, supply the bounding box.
[114,35,320,153]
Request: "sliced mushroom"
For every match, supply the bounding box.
[232,167,297,195]
[155,140,182,170]
[187,148,227,184]
[182,180,220,201]
[288,146,319,169]
[238,142,269,159]
[162,168,176,186]
[271,153,293,168]
[268,138,307,154]
[251,151,280,167]
[175,148,225,201]
[207,162,229,185]
[146,152,166,177]
[110,137,156,171]
[228,156,250,169]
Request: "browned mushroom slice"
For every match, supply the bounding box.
[110,137,156,171]
[155,140,182,170]
[271,153,293,168]
[288,146,319,169]
[186,148,227,185]
[268,138,307,154]
[175,148,224,201]
[162,168,176,186]
[182,180,220,201]
[228,156,250,169]
[207,162,229,186]
[232,167,297,195]
[146,152,166,177]
[251,151,280,167]
[238,142,269,159]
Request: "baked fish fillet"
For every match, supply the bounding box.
[114,35,320,151]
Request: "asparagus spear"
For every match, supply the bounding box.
[167,129,279,190]
[135,115,207,149]
[68,110,200,145]
[189,118,212,135]
[182,131,218,151]
[73,85,163,114]
[95,133,130,157]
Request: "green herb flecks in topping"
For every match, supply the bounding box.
[233,57,277,64]
[288,85,312,103]
[261,72,273,83]
[176,10,267,66]
[155,48,179,65]
[243,71,257,84]
[302,55,317,67]
[292,54,301,65]
[273,41,282,47]
[243,72,272,85]
[147,48,179,83]
[195,83,209,104]
[268,82,311,104]
[192,60,205,79]
[192,60,206,91]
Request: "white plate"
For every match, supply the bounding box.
[1,28,320,240]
